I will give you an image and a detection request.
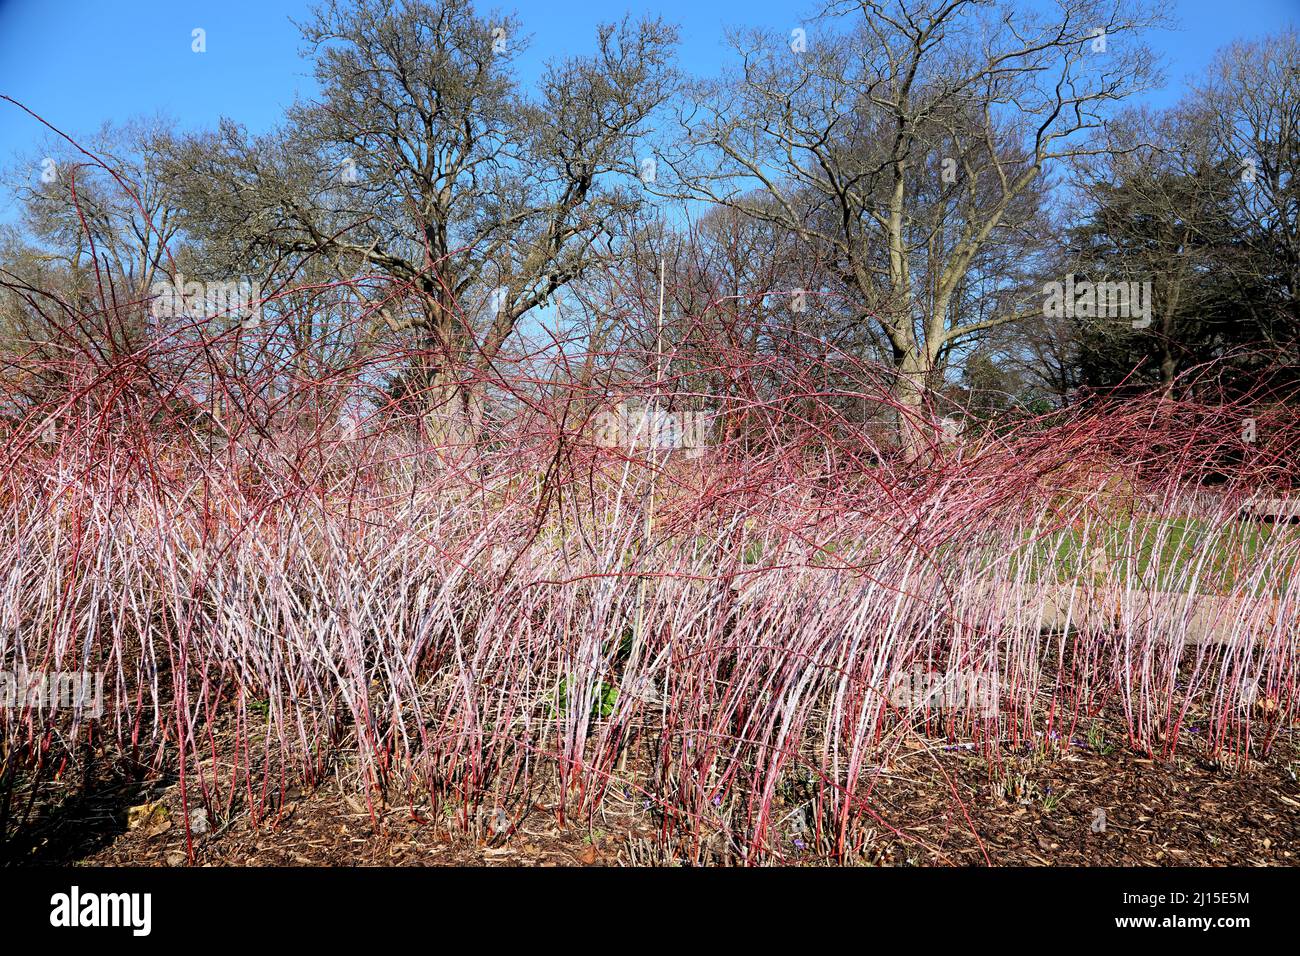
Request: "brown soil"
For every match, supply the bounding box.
[7,717,1297,867]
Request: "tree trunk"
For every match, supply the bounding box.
[892,352,935,462]
[414,291,481,458]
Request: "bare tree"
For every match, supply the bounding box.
[167,0,677,443]
[1,118,183,414]
[1199,29,1300,344]
[668,0,1164,451]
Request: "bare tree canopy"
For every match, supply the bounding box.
[666,0,1165,446]
[166,0,678,432]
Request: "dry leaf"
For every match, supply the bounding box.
[127,803,172,837]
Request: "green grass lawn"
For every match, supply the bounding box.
[1016,514,1300,595]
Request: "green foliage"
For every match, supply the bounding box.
[549,676,619,720]
[1086,722,1114,757]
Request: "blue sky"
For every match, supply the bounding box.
[1,0,1297,222]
